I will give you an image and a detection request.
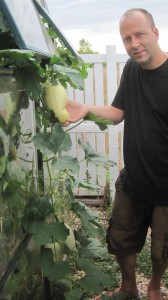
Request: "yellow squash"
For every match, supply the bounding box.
[43,83,69,123]
[46,241,64,262]
[64,224,76,251]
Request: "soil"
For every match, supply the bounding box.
[136,273,168,299]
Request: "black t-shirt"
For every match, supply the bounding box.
[112,58,168,205]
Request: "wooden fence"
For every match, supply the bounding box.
[67,45,128,200]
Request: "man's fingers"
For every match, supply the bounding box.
[62,121,71,127]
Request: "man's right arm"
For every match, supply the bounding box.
[65,100,124,125]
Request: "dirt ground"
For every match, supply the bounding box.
[136,272,168,299]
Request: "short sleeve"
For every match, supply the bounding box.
[111,59,130,110]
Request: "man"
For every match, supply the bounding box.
[65,8,168,300]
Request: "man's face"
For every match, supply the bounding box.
[119,12,159,68]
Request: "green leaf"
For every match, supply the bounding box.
[39,248,71,280]
[0,49,45,99]
[24,195,54,221]
[78,138,116,167]
[32,132,53,156]
[0,47,87,99]
[0,128,10,157]
[32,132,54,156]
[59,131,72,152]
[32,124,71,156]
[54,64,84,90]
[75,229,91,247]
[65,288,83,300]
[15,68,42,100]
[49,55,63,65]
[72,202,100,237]
[52,156,79,173]
[3,188,26,232]
[64,177,75,201]
[75,179,100,191]
[24,221,69,245]
[0,156,5,178]
[7,160,26,183]
[84,112,114,131]
[79,238,108,260]
[77,259,114,293]
[0,49,38,68]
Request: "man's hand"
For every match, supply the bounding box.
[63,100,89,126]
[63,100,124,127]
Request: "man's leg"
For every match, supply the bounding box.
[116,253,139,297]
[105,173,147,298]
[148,206,168,300]
[147,261,168,300]
[93,253,139,299]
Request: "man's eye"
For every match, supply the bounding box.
[137,32,144,37]
[123,37,131,43]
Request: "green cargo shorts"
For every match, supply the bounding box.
[106,174,168,263]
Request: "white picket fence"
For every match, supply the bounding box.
[67,45,128,200]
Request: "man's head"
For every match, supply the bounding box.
[119,8,162,69]
[120,8,156,30]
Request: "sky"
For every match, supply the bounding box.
[45,0,168,54]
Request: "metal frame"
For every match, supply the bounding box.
[0,0,55,57]
[32,0,78,57]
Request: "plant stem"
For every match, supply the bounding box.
[17,156,34,163]
[78,158,85,164]
[43,156,54,163]
[65,119,84,132]
[46,156,52,189]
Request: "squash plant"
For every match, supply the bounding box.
[0,12,116,300]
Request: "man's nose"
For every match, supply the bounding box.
[131,37,140,48]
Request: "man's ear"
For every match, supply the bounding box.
[154,27,159,41]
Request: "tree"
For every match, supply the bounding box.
[78,38,99,54]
